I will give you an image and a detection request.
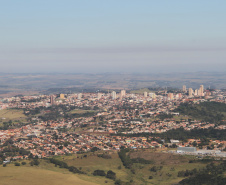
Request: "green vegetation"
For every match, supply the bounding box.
[24,104,98,121]
[0,145,30,163]
[118,148,133,169]
[115,127,226,141]
[106,170,116,180]
[93,169,106,176]
[118,148,154,170]
[14,162,21,166]
[49,158,85,174]
[156,127,226,141]
[156,113,173,120]
[178,161,226,185]
[174,102,226,124]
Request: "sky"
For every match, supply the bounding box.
[0,0,226,73]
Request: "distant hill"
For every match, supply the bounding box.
[0,72,226,96]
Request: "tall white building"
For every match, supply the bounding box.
[97,93,102,100]
[199,85,204,96]
[121,90,126,98]
[78,93,82,99]
[149,93,156,99]
[194,89,198,96]
[183,85,186,92]
[188,88,193,97]
[144,91,148,97]
[112,91,117,99]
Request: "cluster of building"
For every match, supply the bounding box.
[183,85,210,98]
[0,86,225,161]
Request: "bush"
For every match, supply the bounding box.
[97,154,112,159]
[150,166,163,172]
[93,170,106,176]
[150,166,157,172]
[22,162,26,165]
[114,179,122,185]
[3,163,7,167]
[15,162,21,166]
[68,166,85,174]
[49,158,68,168]
[30,161,34,166]
[149,176,153,179]
[106,170,116,180]
[33,159,40,166]
[131,157,154,164]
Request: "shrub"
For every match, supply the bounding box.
[97,154,112,159]
[106,170,116,180]
[114,179,122,185]
[33,159,40,166]
[149,176,153,179]
[15,162,21,166]
[68,166,85,174]
[30,161,34,166]
[93,170,106,176]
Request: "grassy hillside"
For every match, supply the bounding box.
[0,150,219,185]
[49,150,208,185]
[0,164,98,185]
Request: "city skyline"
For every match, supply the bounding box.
[1,1,226,73]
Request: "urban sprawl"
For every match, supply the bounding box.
[0,85,226,163]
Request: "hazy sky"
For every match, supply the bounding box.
[1,0,226,73]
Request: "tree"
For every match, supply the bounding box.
[33,159,40,166]
[91,147,100,152]
[14,162,20,166]
[93,170,106,176]
[115,179,122,185]
[106,170,116,180]
[192,141,197,147]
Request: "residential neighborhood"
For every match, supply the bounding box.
[0,87,226,162]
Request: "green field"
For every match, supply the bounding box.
[0,109,27,126]
[0,109,26,120]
